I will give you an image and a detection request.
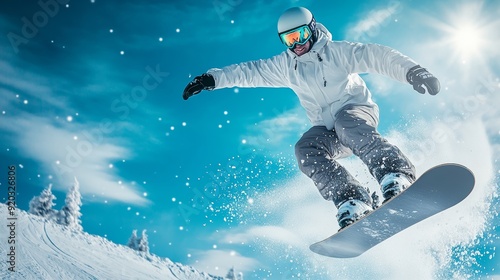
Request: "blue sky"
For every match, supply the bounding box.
[0,0,499,278]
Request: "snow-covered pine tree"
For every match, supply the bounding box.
[237,272,244,280]
[127,229,138,250]
[226,267,235,280]
[137,229,150,254]
[57,177,83,231]
[29,184,57,218]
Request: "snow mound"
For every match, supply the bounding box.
[0,204,221,280]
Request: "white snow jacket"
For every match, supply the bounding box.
[207,23,418,130]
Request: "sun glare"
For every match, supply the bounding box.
[428,2,499,67]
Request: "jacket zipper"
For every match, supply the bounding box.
[317,53,327,87]
[293,52,326,87]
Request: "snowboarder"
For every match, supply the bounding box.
[182,7,440,229]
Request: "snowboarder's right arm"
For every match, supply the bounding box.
[183,54,288,100]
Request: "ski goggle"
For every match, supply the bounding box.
[279,25,313,49]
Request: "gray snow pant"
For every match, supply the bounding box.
[295,104,416,208]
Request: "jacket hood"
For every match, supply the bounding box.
[286,23,332,58]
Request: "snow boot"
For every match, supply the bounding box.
[336,199,373,229]
[380,172,413,203]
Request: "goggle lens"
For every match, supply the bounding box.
[280,25,312,48]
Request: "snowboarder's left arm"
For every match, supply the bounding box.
[336,42,440,95]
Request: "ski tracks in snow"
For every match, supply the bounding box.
[0,206,219,280]
[12,214,97,280]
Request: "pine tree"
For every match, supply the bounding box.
[226,267,235,280]
[137,229,150,254]
[127,229,138,250]
[57,177,83,231]
[29,184,57,218]
[237,272,244,280]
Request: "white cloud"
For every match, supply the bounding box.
[362,73,410,100]
[0,59,69,111]
[189,249,259,277]
[221,225,303,247]
[346,2,402,41]
[243,107,308,152]
[0,113,149,205]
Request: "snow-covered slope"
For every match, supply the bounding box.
[0,204,221,280]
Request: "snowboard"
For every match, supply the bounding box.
[309,163,475,258]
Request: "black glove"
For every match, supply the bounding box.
[406,65,440,95]
[182,73,215,100]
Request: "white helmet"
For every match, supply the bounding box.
[277,7,317,48]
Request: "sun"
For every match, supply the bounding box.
[450,22,486,62]
[452,25,481,55]
[428,2,498,67]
